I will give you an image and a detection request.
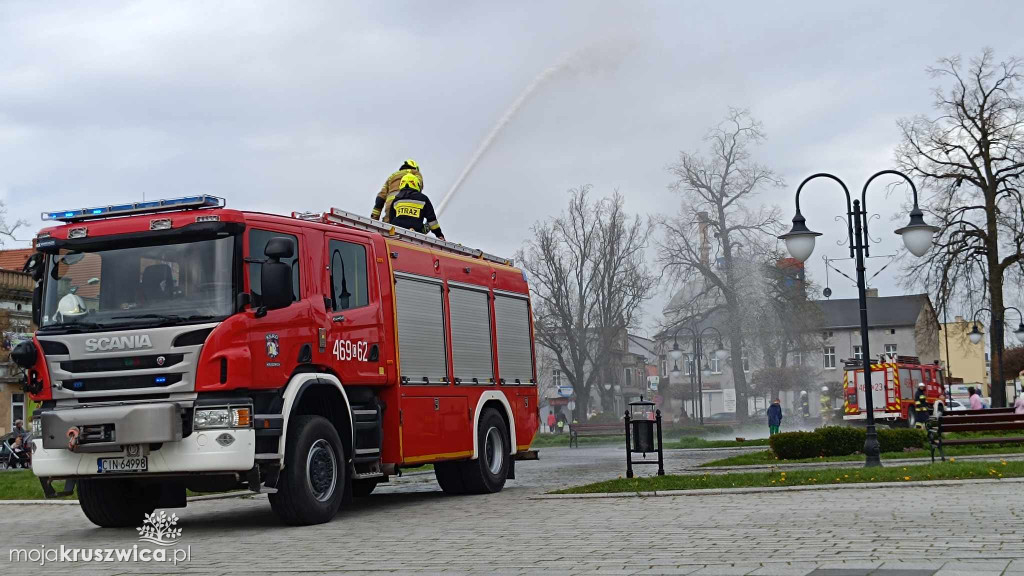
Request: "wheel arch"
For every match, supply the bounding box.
[471,391,516,459]
[279,373,354,470]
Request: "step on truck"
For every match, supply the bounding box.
[842,353,945,428]
[11,196,539,526]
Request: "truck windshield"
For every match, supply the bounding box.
[40,235,236,331]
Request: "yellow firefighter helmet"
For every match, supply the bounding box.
[399,173,421,191]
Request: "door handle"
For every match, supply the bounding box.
[332,315,345,323]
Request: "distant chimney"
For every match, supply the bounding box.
[865,288,878,298]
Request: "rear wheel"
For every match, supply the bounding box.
[269,415,346,526]
[434,461,467,495]
[78,478,159,528]
[461,408,510,494]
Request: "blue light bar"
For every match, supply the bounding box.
[41,195,225,223]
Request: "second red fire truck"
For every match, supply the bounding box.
[843,354,945,427]
[12,197,539,526]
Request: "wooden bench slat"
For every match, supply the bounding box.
[941,421,1024,432]
[942,437,1024,446]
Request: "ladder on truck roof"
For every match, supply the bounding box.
[291,207,515,267]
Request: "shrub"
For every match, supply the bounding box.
[770,431,824,460]
[877,428,926,452]
[818,426,865,457]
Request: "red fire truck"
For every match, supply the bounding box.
[11,197,539,526]
[843,354,945,427]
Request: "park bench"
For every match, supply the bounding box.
[928,407,1024,462]
[568,422,622,448]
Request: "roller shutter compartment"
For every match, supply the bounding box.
[493,294,534,384]
[395,276,447,384]
[449,285,494,384]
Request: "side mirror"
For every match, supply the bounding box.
[261,237,295,311]
[25,253,44,327]
[265,237,294,260]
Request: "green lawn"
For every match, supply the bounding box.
[0,470,75,500]
[702,444,1024,467]
[529,433,768,450]
[529,433,623,448]
[554,460,1024,494]
[671,436,770,450]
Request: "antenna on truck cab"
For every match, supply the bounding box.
[294,207,514,267]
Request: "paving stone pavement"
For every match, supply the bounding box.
[2,445,1023,575]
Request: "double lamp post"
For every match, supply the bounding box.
[668,324,728,425]
[779,170,940,467]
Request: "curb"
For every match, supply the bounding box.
[534,476,1024,500]
[0,490,257,506]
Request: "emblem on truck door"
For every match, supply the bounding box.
[265,334,280,359]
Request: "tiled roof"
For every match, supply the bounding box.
[817,294,932,329]
[0,248,33,272]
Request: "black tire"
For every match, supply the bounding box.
[434,461,468,495]
[351,478,379,498]
[461,408,511,495]
[268,415,346,526]
[78,478,159,528]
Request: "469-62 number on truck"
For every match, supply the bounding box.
[333,339,368,362]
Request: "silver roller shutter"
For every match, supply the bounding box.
[494,294,535,384]
[395,276,448,384]
[449,286,494,384]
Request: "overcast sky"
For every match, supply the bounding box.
[3,1,1023,335]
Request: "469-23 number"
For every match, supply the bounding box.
[333,339,368,362]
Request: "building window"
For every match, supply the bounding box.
[884,344,897,356]
[710,356,721,374]
[889,329,896,335]
[625,368,632,388]
[11,393,25,429]
[853,345,862,361]
[791,352,802,366]
[823,346,836,369]
[823,331,833,339]
[684,359,693,376]
[741,349,750,372]
[661,359,667,377]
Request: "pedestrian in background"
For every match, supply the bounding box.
[968,386,983,410]
[767,399,783,436]
[546,410,556,434]
[1014,392,1024,415]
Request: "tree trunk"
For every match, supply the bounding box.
[985,181,1007,407]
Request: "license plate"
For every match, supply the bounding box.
[98,456,148,473]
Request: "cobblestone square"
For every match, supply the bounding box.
[3,446,1023,575]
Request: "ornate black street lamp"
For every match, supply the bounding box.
[669,323,728,425]
[779,170,939,467]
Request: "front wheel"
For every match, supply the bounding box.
[269,415,346,526]
[78,478,159,528]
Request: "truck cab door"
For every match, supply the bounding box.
[324,234,385,385]
[246,227,311,389]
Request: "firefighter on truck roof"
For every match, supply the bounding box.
[371,158,423,223]
[914,382,930,428]
[388,173,445,240]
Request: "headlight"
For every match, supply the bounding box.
[194,406,252,430]
[194,409,230,429]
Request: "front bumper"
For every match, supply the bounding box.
[32,429,256,477]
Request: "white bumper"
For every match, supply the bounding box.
[32,430,256,478]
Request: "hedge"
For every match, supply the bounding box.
[770,427,926,460]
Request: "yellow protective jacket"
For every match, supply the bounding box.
[371,168,423,223]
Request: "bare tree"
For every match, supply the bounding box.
[519,186,655,419]
[660,109,784,418]
[0,201,27,246]
[896,49,1024,406]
